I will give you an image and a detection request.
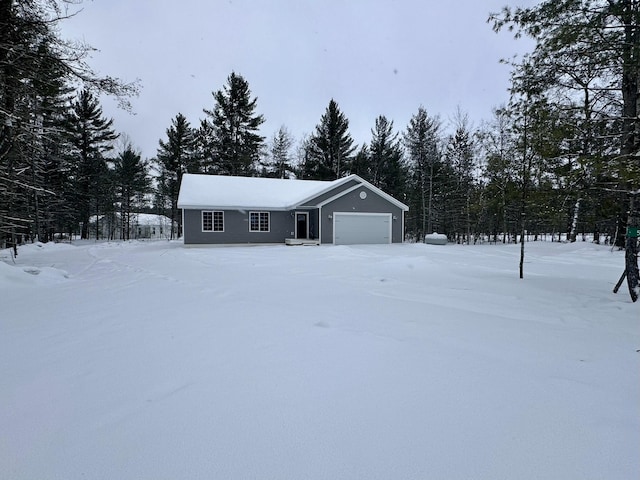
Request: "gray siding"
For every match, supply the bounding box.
[183,208,318,244]
[320,186,404,243]
[300,179,360,206]
[181,179,405,245]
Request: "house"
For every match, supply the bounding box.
[89,213,177,240]
[130,213,178,240]
[177,174,409,245]
[88,213,120,240]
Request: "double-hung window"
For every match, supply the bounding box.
[202,211,224,232]
[249,212,269,232]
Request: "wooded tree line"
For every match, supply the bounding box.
[0,0,137,245]
[2,0,639,260]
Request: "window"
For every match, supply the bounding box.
[213,211,224,231]
[249,211,269,232]
[203,211,224,232]
[202,211,212,231]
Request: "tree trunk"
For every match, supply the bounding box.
[466,193,471,245]
[625,196,639,302]
[427,161,434,234]
[620,0,640,300]
[569,197,581,243]
[520,103,530,279]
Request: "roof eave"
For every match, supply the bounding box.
[177,204,290,211]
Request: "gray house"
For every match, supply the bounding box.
[177,174,408,245]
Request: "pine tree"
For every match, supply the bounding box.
[65,89,118,239]
[491,0,640,295]
[303,99,356,180]
[0,0,137,247]
[1,4,70,245]
[156,113,197,238]
[36,74,76,242]
[444,110,477,243]
[200,72,265,176]
[404,107,442,240]
[506,61,557,278]
[265,126,294,178]
[2,43,74,243]
[368,116,406,201]
[113,145,150,240]
[349,144,370,179]
[478,108,518,243]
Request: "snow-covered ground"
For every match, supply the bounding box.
[1,240,638,480]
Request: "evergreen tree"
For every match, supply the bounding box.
[478,108,519,243]
[404,107,442,240]
[3,42,74,243]
[505,61,559,277]
[156,113,197,238]
[37,80,77,242]
[368,115,406,201]
[303,99,356,180]
[265,126,295,178]
[113,145,150,240]
[443,110,477,243]
[349,144,370,179]
[491,0,640,295]
[0,0,137,247]
[65,89,118,239]
[200,72,265,176]
[293,133,311,178]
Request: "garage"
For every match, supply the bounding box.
[333,212,392,245]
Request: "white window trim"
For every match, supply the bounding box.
[202,210,224,232]
[249,211,270,232]
[212,211,224,232]
[202,210,213,232]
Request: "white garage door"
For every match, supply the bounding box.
[333,213,392,245]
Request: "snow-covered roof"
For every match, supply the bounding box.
[178,174,340,210]
[177,174,409,211]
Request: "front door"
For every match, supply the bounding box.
[296,212,308,239]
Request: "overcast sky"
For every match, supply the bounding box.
[61,0,536,160]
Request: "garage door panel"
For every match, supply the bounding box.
[334,213,391,245]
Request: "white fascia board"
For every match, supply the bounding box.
[304,174,409,211]
[177,204,289,211]
[292,174,359,208]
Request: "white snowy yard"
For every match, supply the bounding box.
[1,240,638,480]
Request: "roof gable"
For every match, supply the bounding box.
[302,175,409,211]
